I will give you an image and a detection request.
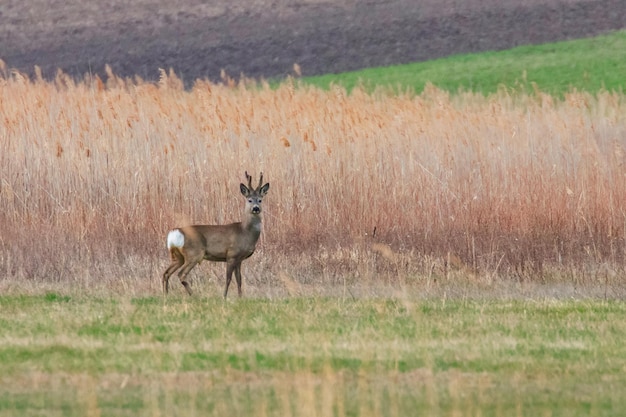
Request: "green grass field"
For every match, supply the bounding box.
[302,30,626,96]
[1,294,625,416]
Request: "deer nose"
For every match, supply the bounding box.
[252,206,261,214]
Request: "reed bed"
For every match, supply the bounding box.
[1,67,626,296]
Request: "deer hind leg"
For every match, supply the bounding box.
[170,247,205,296]
[163,248,185,294]
[176,257,202,296]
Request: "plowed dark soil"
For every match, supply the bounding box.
[1,0,625,84]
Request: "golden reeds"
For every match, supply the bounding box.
[1,69,625,294]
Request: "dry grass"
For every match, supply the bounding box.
[1,67,626,297]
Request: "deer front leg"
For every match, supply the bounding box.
[234,264,243,297]
[224,260,237,299]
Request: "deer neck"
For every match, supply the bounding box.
[242,213,262,237]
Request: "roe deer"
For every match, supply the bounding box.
[162,172,270,297]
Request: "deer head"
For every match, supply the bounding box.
[240,171,270,215]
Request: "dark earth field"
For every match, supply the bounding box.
[1,0,625,85]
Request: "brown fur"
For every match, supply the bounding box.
[162,172,269,297]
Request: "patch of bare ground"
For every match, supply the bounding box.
[0,0,625,84]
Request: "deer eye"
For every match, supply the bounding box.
[258,199,262,203]
[248,199,253,203]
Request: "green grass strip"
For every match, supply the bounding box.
[301,30,626,96]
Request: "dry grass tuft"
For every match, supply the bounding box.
[1,70,626,297]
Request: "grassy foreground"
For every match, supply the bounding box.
[1,294,625,416]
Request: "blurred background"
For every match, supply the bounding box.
[2,0,625,85]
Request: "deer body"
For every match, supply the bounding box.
[162,172,269,297]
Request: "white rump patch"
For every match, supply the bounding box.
[167,229,185,249]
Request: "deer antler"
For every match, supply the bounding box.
[258,172,264,190]
[245,171,253,190]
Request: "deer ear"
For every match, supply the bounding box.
[259,183,270,196]
[240,183,249,196]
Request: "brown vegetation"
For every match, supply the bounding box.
[1,68,626,296]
